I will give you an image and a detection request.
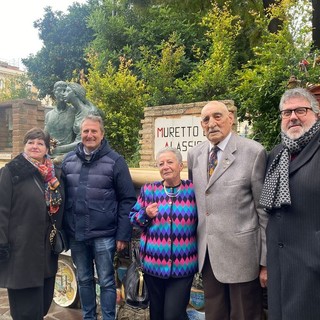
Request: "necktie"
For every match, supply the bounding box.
[208,146,219,178]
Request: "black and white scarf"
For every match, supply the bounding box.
[260,121,320,210]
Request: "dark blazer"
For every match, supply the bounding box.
[188,133,268,283]
[0,154,65,289]
[266,130,320,320]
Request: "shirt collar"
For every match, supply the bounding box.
[209,132,232,152]
[83,145,100,161]
[83,145,100,155]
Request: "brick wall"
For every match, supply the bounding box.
[0,99,44,159]
[0,107,9,152]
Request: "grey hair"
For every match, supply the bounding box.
[156,147,183,164]
[279,88,319,114]
[80,114,105,134]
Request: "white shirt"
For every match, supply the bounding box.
[208,132,232,166]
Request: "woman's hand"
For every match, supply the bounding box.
[146,202,158,219]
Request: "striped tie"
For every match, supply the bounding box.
[208,146,219,178]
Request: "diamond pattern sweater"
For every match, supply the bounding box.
[130,180,198,279]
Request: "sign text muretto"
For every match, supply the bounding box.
[154,115,206,161]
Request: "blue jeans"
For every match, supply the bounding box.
[70,237,116,320]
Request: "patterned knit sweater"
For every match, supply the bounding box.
[130,180,198,279]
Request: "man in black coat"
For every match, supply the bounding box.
[260,87,320,320]
[62,115,136,320]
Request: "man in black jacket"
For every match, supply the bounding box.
[260,88,320,320]
[62,114,136,320]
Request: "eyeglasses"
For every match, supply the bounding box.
[280,107,313,119]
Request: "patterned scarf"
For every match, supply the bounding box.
[23,153,62,214]
[260,120,320,210]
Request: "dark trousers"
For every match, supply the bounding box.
[202,253,264,320]
[144,274,194,320]
[7,276,55,320]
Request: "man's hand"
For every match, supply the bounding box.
[259,266,267,288]
[116,240,128,252]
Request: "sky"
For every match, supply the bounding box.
[1,0,88,69]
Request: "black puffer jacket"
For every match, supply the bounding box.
[0,154,65,289]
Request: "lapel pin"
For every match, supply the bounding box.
[223,158,230,168]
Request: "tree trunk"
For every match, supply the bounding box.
[311,0,320,49]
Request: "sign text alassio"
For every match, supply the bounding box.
[154,115,206,161]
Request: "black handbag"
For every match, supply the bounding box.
[122,248,149,309]
[49,223,69,254]
[33,176,68,255]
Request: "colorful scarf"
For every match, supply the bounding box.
[23,153,62,214]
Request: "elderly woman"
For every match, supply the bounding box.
[130,147,198,320]
[0,128,65,320]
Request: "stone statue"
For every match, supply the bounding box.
[45,81,76,156]
[63,82,102,143]
[45,81,101,157]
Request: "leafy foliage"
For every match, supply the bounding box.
[22,2,97,98]
[177,2,241,102]
[84,54,149,163]
[233,0,320,150]
[137,33,187,106]
[88,2,208,74]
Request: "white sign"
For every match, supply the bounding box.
[154,115,206,161]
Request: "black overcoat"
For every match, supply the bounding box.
[0,154,65,289]
[266,130,320,320]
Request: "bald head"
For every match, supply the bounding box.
[201,101,229,117]
[201,101,234,144]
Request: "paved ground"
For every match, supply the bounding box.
[0,288,83,320]
[0,288,206,320]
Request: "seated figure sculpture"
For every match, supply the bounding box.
[45,81,101,157]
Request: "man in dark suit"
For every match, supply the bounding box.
[188,101,268,320]
[260,87,320,320]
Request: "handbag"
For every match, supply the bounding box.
[32,176,68,255]
[117,302,150,320]
[122,247,149,309]
[121,183,154,309]
[49,223,69,254]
